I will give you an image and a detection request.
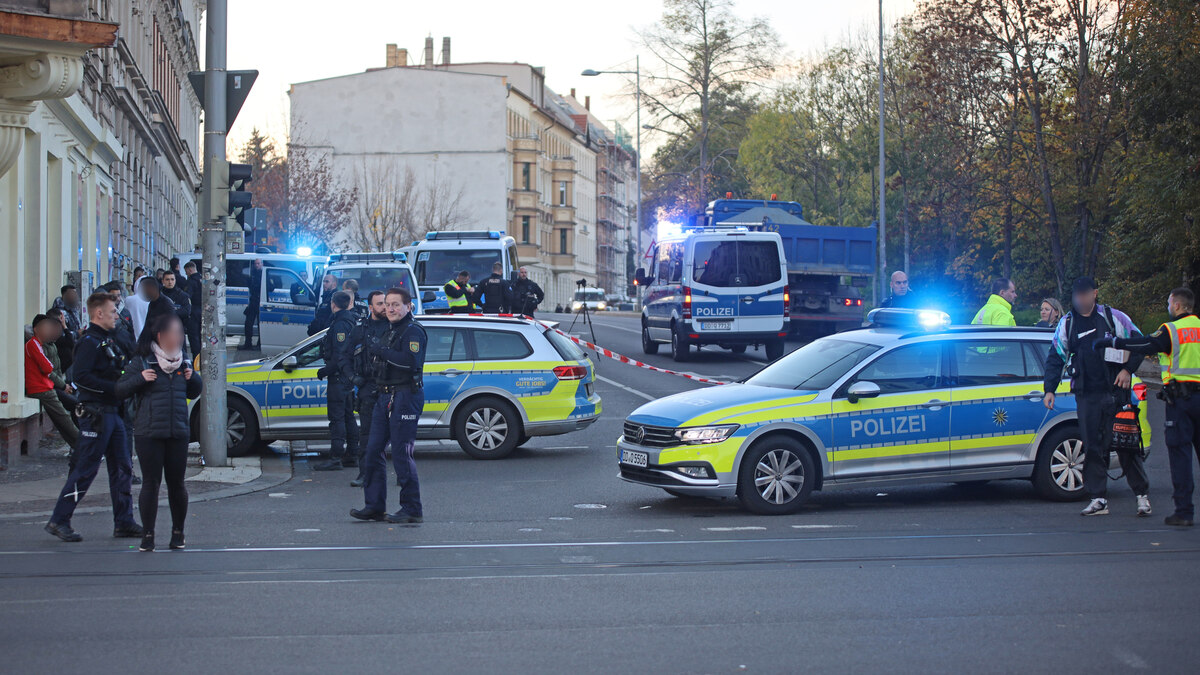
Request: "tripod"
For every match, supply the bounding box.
[567,299,600,368]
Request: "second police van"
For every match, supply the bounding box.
[325,251,433,308]
[402,231,520,313]
[637,223,790,362]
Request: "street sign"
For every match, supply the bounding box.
[187,70,259,131]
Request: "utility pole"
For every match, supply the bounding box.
[199,0,229,467]
[877,0,887,305]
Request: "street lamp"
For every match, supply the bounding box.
[582,57,641,306]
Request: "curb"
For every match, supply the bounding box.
[0,454,293,521]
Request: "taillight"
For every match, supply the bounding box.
[1133,383,1147,401]
[682,285,692,319]
[783,289,790,317]
[553,365,587,380]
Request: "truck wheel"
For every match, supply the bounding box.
[641,322,659,355]
[765,339,785,361]
[226,397,260,458]
[736,436,815,515]
[454,397,521,459]
[730,345,747,354]
[671,324,690,362]
[1033,426,1087,501]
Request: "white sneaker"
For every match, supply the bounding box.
[1081,498,1109,516]
[1137,495,1152,517]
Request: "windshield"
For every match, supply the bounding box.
[414,249,502,286]
[329,266,415,296]
[574,291,605,302]
[745,337,880,390]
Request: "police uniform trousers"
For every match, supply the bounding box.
[356,388,380,465]
[1077,390,1150,499]
[327,378,359,461]
[49,411,137,527]
[1164,393,1200,519]
[362,389,424,516]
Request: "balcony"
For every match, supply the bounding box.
[548,252,576,270]
[552,205,575,225]
[516,243,540,261]
[510,190,540,213]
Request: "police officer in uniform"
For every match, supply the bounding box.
[351,287,426,524]
[444,271,474,314]
[512,266,545,317]
[477,262,512,314]
[347,290,390,487]
[313,291,360,472]
[1096,287,1200,526]
[45,292,144,542]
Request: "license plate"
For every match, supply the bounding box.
[621,450,648,468]
[702,321,732,331]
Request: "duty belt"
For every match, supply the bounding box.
[378,383,420,394]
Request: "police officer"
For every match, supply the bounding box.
[307,274,339,335]
[45,292,144,542]
[1096,287,1200,526]
[341,279,370,321]
[351,287,426,524]
[313,291,360,472]
[512,266,545,317]
[346,290,390,487]
[242,258,263,350]
[477,262,512,314]
[444,270,474,314]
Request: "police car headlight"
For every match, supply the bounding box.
[674,424,739,444]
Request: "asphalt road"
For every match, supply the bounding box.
[2,313,1197,673]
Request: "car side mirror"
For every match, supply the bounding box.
[846,381,881,404]
[634,267,651,286]
[281,355,298,373]
[422,290,437,304]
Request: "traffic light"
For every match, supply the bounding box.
[206,158,253,223]
[228,162,252,222]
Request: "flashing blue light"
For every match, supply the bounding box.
[488,231,501,239]
[868,307,951,330]
[425,232,436,240]
[657,221,684,239]
[296,246,313,257]
[394,251,407,262]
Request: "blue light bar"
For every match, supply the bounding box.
[867,308,951,330]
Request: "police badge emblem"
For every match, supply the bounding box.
[337,333,346,342]
[409,341,419,352]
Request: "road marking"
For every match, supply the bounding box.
[791,525,855,530]
[587,321,641,335]
[560,555,596,563]
[703,526,767,532]
[573,503,607,509]
[596,375,654,401]
[518,528,543,532]
[294,528,320,533]
[632,529,675,533]
[548,517,573,521]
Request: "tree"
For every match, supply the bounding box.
[346,161,472,252]
[285,147,357,253]
[237,128,287,243]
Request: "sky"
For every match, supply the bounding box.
[223,0,917,156]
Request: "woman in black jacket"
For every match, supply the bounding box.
[116,313,203,552]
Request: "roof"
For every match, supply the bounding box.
[830,324,1054,346]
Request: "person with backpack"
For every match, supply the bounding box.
[1043,277,1150,517]
[115,313,203,551]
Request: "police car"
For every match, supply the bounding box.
[192,315,601,459]
[401,230,520,313]
[617,308,1151,514]
[325,251,433,309]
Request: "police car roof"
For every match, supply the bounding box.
[834,324,1053,346]
[419,314,541,326]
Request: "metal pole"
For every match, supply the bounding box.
[877,0,887,304]
[200,0,229,466]
[634,55,642,309]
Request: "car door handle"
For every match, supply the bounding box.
[1027,390,1044,402]
[741,297,754,303]
[442,368,467,376]
[920,399,947,409]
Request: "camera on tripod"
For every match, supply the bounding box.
[576,278,587,289]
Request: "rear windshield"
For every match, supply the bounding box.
[692,239,781,287]
[544,328,587,361]
[329,266,414,296]
[746,337,880,390]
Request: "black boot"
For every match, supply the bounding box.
[312,459,343,471]
[169,529,185,550]
[139,533,155,552]
[114,522,145,538]
[349,508,386,521]
[45,521,82,542]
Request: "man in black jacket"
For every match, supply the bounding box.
[313,291,361,471]
[346,290,390,487]
[476,262,512,313]
[1043,277,1150,517]
[242,259,263,350]
[512,267,545,316]
[160,271,192,332]
[183,261,203,356]
[45,293,143,542]
[307,273,340,335]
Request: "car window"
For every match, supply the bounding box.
[848,343,943,394]
[266,268,315,306]
[1023,341,1047,379]
[656,244,684,283]
[952,340,1035,386]
[426,327,469,362]
[746,337,879,390]
[545,328,586,361]
[692,240,781,287]
[472,329,533,360]
[280,339,324,369]
[226,259,250,288]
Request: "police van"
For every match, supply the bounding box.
[401,231,520,312]
[636,224,789,362]
[325,251,433,311]
[176,251,327,353]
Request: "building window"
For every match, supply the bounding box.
[521,163,531,190]
[521,216,530,244]
[559,229,568,254]
[559,181,568,206]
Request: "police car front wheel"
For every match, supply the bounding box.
[454,397,522,460]
[226,397,260,458]
[736,437,816,515]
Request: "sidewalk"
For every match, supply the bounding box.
[0,436,293,520]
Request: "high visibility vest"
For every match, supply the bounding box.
[1160,314,1200,384]
[446,280,469,308]
[972,294,1016,326]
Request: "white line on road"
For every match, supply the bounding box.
[596,375,654,401]
[703,526,768,532]
[791,525,855,530]
[632,529,675,533]
[585,321,641,335]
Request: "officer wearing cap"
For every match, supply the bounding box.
[352,287,426,524]
[44,292,144,542]
[1096,287,1200,526]
[313,291,360,472]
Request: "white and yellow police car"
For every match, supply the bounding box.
[194,316,601,459]
[617,308,1151,514]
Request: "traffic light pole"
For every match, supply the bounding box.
[199,0,229,467]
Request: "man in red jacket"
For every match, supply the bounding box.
[26,314,79,450]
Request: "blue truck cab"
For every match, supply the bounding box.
[401,230,520,313]
[635,222,790,362]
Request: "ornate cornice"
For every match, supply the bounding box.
[0,52,83,101]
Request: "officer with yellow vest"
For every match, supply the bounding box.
[972,277,1018,326]
[1097,287,1200,526]
[443,270,474,314]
